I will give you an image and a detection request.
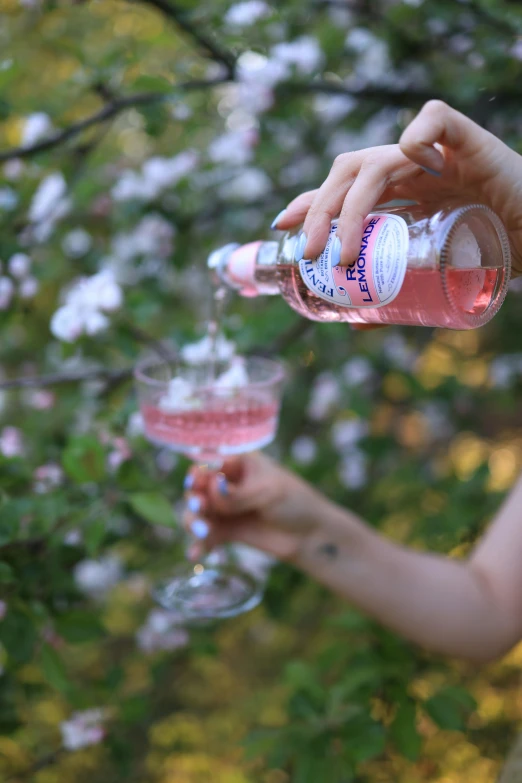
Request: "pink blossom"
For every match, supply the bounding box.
[33,463,63,494]
[0,426,24,458]
[107,437,132,471]
[24,389,55,410]
[60,709,106,751]
[136,609,189,653]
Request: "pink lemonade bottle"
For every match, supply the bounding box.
[208,203,511,329]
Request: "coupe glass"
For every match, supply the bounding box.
[134,354,285,620]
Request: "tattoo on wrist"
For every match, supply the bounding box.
[317,542,338,560]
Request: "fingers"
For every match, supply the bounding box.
[399,99,490,173]
[271,190,317,231]
[299,151,364,261]
[335,148,419,265]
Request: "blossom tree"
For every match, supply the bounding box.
[1,1,522,781]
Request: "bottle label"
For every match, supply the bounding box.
[298,214,409,308]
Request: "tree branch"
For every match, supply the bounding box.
[0,367,133,390]
[130,0,236,74]
[0,78,224,163]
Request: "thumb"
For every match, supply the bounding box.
[399,100,492,174]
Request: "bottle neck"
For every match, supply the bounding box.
[210,241,280,297]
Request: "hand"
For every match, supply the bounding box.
[183,452,329,561]
[272,100,522,277]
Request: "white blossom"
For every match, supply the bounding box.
[271,36,324,74]
[219,167,272,201]
[343,357,374,386]
[111,214,175,265]
[332,419,369,452]
[307,372,341,421]
[3,159,25,181]
[0,426,25,458]
[381,333,417,371]
[136,609,189,653]
[171,102,192,120]
[19,277,39,299]
[313,94,357,123]
[156,448,178,473]
[0,277,15,310]
[21,112,53,146]
[127,411,145,438]
[8,253,31,279]
[111,151,198,202]
[511,37,522,61]
[208,129,258,166]
[290,435,317,465]
[28,173,70,242]
[225,0,271,27]
[338,450,368,490]
[62,228,92,258]
[60,709,106,751]
[0,187,18,211]
[233,544,275,580]
[181,334,236,364]
[50,270,123,342]
[33,463,64,494]
[489,355,522,389]
[74,556,123,598]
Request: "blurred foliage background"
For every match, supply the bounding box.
[1,0,522,781]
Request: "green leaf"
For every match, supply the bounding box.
[424,686,477,731]
[128,492,177,527]
[56,611,105,644]
[84,516,107,556]
[41,644,70,694]
[132,75,172,94]
[62,436,105,483]
[390,700,422,761]
[0,561,14,583]
[0,609,37,664]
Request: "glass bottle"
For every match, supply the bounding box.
[208,203,511,329]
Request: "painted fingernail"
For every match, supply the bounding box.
[191,519,209,539]
[270,209,287,230]
[421,165,442,177]
[294,232,307,262]
[184,474,194,491]
[216,473,228,496]
[187,496,201,514]
[330,235,342,266]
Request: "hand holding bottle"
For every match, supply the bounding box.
[273,100,522,277]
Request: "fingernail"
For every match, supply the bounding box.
[330,235,342,266]
[187,496,201,514]
[294,232,307,262]
[191,519,209,539]
[216,473,228,496]
[184,474,194,491]
[421,165,442,177]
[270,209,287,230]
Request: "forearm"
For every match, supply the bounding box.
[294,501,518,661]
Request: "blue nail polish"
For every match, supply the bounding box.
[217,474,228,496]
[270,209,287,230]
[187,496,200,514]
[191,519,209,539]
[421,165,442,177]
[330,235,342,266]
[294,232,307,262]
[184,474,194,491]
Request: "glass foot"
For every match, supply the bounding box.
[153,562,263,620]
